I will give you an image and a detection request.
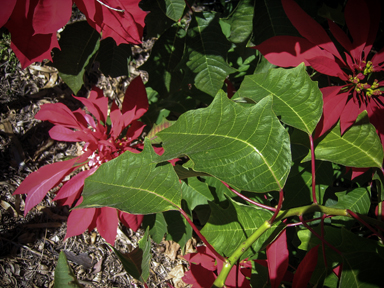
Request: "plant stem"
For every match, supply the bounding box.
[179,207,227,263]
[228,186,276,212]
[309,134,318,204]
[269,189,284,224]
[347,210,384,242]
[211,221,272,288]
[299,214,342,256]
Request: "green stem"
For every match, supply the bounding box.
[211,221,272,288]
[309,134,318,204]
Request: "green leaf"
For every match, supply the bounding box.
[252,0,300,45]
[283,161,333,209]
[236,63,323,134]
[158,0,186,21]
[201,197,276,260]
[305,112,384,168]
[54,252,82,288]
[157,91,291,193]
[78,140,182,214]
[111,227,151,283]
[330,188,370,214]
[164,210,193,248]
[224,0,254,43]
[183,12,236,96]
[181,177,214,211]
[95,38,131,78]
[174,165,210,179]
[139,0,175,37]
[140,25,185,97]
[51,21,100,94]
[142,213,167,243]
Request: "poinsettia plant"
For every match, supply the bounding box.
[14,76,149,244]
[7,0,384,287]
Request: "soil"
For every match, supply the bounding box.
[0,40,192,288]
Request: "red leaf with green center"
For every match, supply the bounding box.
[266,229,289,288]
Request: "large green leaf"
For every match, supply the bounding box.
[95,38,131,78]
[111,227,151,284]
[139,0,174,37]
[157,0,185,21]
[305,112,384,168]
[78,140,181,214]
[54,252,82,288]
[224,0,254,43]
[51,21,100,94]
[236,64,323,134]
[252,0,300,45]
[201,197,276,260]
[183,12,236,96]
[157,91,291,193]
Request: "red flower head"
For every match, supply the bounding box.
[255,0,384,154]
[14,76,148,244]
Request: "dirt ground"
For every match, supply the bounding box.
[0,37,192,287]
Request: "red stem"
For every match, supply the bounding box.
[269,189,284,224]
[179,207,226,262]
[228,186,276,212]
[347,210,384,242]
[299,214,343,256]
[309,134,318,204]
[184,0,193,12]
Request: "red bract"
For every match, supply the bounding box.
[255,0,384,148]
[14,76,148,244]
[182,246,251,288]
[2,0,147,68]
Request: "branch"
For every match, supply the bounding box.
[227,185,276,212]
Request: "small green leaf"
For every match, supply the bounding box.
[54,252,82,288]
[201,197,276,260]
[111,227,151,283]
[158,0,186,21]
[330,188,370,214]
[157,91,291,193]
[181,177,214,211]
[142,213,167,244]
[96,38,131,78]
[51,21,100,94]
[224,0,254,43]
[237,63,323,134]
[305,112,384,168]
[78,140,182,213]
[174,165,210,179]
[252,0,300,45]
[183,12,236,96]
